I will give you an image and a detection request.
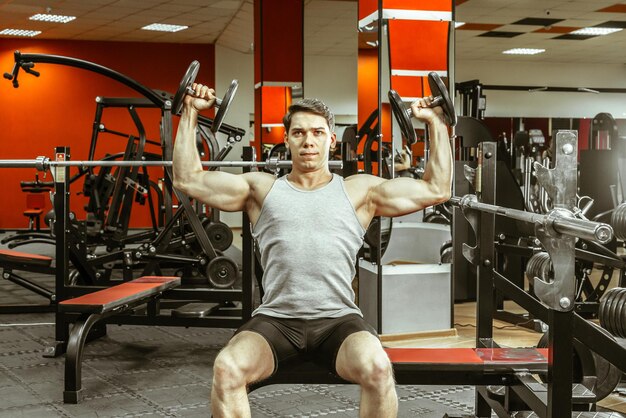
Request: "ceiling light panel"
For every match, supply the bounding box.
[570,27,623,36]
[0,29,42,37]
[141,23,188,32]
[29,14,76,23]
[502,48,545,55]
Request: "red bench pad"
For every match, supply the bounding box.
[0,249,53,267]
[385,347,548,365]
[59,276,180,314]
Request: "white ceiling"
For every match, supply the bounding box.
[456,0,626,64]
[0,0,625,64]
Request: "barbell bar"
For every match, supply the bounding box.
[449,195,613,244]
[0,156,342,172]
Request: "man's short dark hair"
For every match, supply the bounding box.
[283,98,335,133]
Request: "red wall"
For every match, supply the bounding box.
[0,39,215,229]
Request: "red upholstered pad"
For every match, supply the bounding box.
[385,347,548,365]
[385,348,482,364]
[59,276,180,314]
[23,209,44,215]
[0,249,53,266]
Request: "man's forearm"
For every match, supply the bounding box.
[173,109,204,187]
[422,119,452,197]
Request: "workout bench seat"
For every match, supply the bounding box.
[0,248,53,268]
[0,249,56,313]
[58,276,181,403]
[249,347,549,392]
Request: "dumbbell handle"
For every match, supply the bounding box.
[403,95,445,117]
[186,86,222,107]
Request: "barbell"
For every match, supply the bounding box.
[388,72,457,145]
[172,60,238,135]
[0,156,342,172]
[450,195,613,244]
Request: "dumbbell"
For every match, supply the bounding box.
[172,60,238,134]
[388,72,457,145]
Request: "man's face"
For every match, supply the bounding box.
[284,112,336,170]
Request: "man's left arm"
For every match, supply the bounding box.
[368,101,452,217]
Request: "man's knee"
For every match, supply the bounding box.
[213,350,248,391]
[356,353,394,390]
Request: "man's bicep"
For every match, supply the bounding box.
[371,177,437,217]
[184,170,252,212]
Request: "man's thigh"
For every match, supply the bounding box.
[315,314,378,374]
[334,330,387,382]
[218,330,275,383]
[232,314,303,376]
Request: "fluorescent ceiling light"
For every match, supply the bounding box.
[455,21,465,28]
[142,23,188,33]
[570,27,622,36]
[502,48,545,55]
[0,29,41,37]
[30,14,76,23]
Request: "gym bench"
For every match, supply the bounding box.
[249,346,549,390]
[0,249,56,313]
[58,275,180,403]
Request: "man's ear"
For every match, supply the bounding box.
[330,132,337,149]
[284,131,289,150]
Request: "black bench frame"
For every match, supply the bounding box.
[58,276,181,403]
[0,249,56,313]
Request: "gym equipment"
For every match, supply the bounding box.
[172,60,239,134]
[0,249,56,313]
[610,202,626,240]
[204,221,234,252]
[388,71,457,145]
[525,251,552,283]
[58,276,181,403]
[0,156,342,171]
[536,326,622,401]
[206,256,238,288]
[449,195,612,245]
[599,287,626,338]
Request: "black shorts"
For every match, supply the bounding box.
[234,313,377,375]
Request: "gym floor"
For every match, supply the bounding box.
[1,231,625,417]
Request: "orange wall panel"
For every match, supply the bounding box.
[388,20,449,72]
[359,0,379,20]
[0,39,215,229]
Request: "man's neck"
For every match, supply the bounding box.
[286,168,333,190]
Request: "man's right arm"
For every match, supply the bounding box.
[172,85,252,212]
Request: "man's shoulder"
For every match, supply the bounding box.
[243,171,277,185]
[243,171,277,197]
[343,173,385,189]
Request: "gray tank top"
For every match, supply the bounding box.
[252,174,366,318]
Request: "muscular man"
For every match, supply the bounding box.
[173,84,452,418]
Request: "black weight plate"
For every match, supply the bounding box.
[212,79,238,134]
[364,218,380,248]
[589,324,623,400]
[388,89,417,145]
[599,289,610,330]
[537,325,621,400]
[204,221,234,252]
[173,60,200,115]
[606,288,625,338]
[611,288,626,337]
[206,256,238,288]
[427,72,457,127]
